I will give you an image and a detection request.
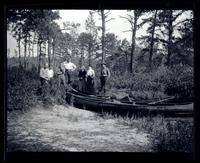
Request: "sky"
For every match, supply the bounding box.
[54,10,145,41]
[7,10,192,57]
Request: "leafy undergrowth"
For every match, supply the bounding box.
[113,114,194,153]
[7,104,152,152]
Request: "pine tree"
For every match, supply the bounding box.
[120,10,145,73]
[137,10,160,69]
[85,11,99,66]
[157,10,185,66]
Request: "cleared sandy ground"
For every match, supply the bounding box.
[7,104,152,152]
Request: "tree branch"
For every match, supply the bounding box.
[173,10,184,22]
[105,18,115,23]
[119,16,134,24]
[122,30,132,33]
[105,10,111,16]
[172,19,188,28]
[126,14,134,19]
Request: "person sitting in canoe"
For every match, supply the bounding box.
[100,63,111,93]
[78,65,87,93]
[85,66,96,95]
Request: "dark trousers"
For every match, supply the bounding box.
[85,77,95,95]
[40,77,49,97]
[79,78,86,93]
[40,77,46,86]
[65,70,71,84]
[58,74,66,87]
[100,76,107,93]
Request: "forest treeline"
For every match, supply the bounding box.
[7,9,194,110]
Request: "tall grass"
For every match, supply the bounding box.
[7,66,40,111]
[7,66,68,111]
[107,64,193,100]
[100,111,194,153]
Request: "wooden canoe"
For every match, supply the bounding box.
[66,88,194,117]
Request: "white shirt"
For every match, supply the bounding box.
[40,68,54,80]
[48,69,54,79]
[86,68,95,78]
[40,68,49,80]
[63,62,76,71]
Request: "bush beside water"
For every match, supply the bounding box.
[7,67,40,111]
[101,113,194,153]
[107,64,194,100]
[7,66,68,111]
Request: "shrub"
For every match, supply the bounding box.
[151,119,194,153]
[108,64,193,100]
[7,67,40,111]
[113,113,194,153]
[164,64,194,98]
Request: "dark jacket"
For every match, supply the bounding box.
[78,69,87,80]
[101,67,111,77]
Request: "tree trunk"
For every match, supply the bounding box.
[38,41,42,74]
[48,38,51,67]
[125,51,128,72]
[130,13,137,73]
[32,32,35,58]
[52,40,55,68]
[31,38,34,68]
[149,10,158,69]
[27,35,31,69]
[37,40,40,71]
[101,10,105,72]
[17,36,22,67]
[80,47,84,67]
[24,35,27,69]
[88,45,92,67]
[166,10,173,66]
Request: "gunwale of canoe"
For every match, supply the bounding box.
[67,91,193,113]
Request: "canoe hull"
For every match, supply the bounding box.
[66,91,194,117]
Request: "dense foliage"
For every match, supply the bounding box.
[106,64,193,100]
[7,66,39,110]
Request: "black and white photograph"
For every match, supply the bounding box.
[5,7,195,160]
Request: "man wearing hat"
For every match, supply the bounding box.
[100,63,111,93]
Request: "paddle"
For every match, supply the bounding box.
[148,96,175,105]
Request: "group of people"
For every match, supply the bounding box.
[78,64,111,95]
[78,65,96,94]
[39,58,111,97]
[57,58,76,87]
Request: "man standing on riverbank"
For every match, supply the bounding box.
[62,58,76,84]
[100,63,111,93]
[39,63,53,97]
